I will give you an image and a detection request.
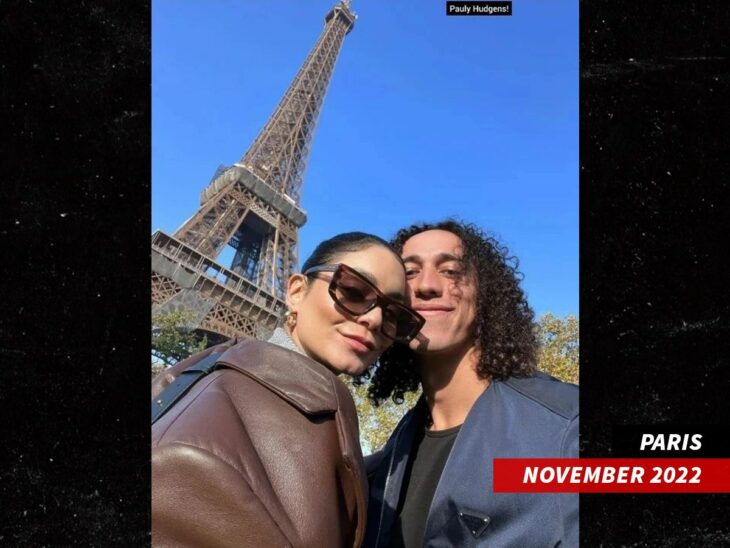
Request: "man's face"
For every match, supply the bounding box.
[401,229,478,356]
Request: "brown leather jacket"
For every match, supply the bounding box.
[151,339,368,547]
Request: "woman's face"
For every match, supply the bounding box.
[287,245,406,376]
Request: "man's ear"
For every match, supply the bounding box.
[286,273,308,311]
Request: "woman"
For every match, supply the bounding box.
[151,232,424,548]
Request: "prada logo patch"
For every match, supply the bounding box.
[458,510,491,538]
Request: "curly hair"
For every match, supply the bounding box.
[366,219,538,405]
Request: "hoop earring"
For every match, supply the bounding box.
[284,309,297,328]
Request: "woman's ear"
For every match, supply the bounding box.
[285,273,308,311]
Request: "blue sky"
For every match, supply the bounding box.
[152,1,578,317]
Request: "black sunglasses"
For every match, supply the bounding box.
[303,263,425,343]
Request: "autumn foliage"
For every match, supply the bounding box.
[351,313,579,454]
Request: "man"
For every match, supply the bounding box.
[363,220,578,548]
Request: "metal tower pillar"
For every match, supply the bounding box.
[152,1,356,341]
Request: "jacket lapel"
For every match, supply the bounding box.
[364,402,425,548]
[422,385,495,543]
[220,339,370,545]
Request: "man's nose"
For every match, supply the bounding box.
[411,267,442,298]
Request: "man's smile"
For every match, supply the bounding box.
[413,303,455,317]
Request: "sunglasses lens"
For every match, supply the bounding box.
[383,304,422,342]
[331,265,423,342]
[333,270,377,313]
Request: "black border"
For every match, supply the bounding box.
[580,0,730,544]
[1,2,151,544]
[3,0,730,544]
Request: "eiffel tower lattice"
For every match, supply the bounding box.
[152,1,356,342]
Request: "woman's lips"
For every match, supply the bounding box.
[340,333,374,354]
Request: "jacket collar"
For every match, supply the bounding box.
[217,339,339,415]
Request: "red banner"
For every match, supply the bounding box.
[493,458,730,493]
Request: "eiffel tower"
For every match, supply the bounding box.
[152,1,356,343]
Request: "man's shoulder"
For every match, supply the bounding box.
[497,372,579,421]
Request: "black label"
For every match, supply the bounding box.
[446,1,512,16]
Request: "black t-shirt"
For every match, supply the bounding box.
[389,423,462,548]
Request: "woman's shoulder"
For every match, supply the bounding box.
[219,339,345,414]
[152,338,361,442]
[151,338,238,400]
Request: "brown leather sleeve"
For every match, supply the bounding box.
[152,443,293,548]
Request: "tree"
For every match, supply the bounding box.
[350,313,579,454]
[151,311,207,376]
[536,313,579,384]
[348,379,420,455]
